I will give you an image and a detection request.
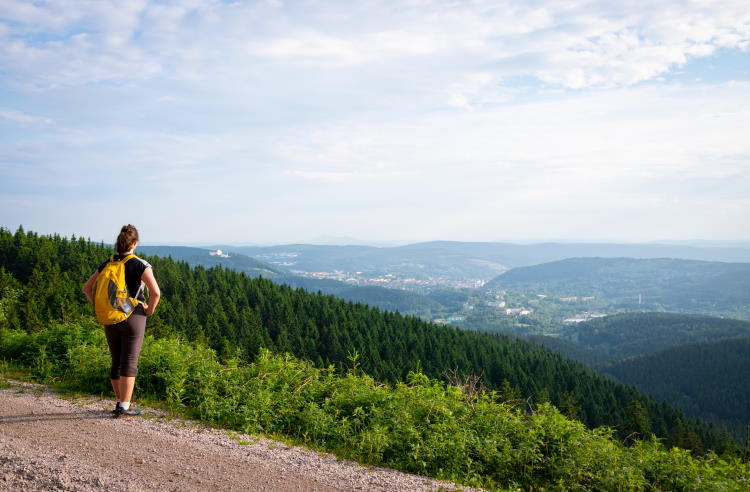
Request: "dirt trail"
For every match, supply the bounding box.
[0,381,477,491]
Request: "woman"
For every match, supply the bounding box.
[82,224,161,417]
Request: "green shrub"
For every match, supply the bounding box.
[2,324,749,491]
[0,327,36,363]
[66,343,111,393]
[1,320,105,382]
[631,438,749,492]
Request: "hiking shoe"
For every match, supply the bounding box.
[113,405,142,418]
[111,403,120,415]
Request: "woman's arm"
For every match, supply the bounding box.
[82,272,98,303]
[140,267,161,315]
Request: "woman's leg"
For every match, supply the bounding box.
[118,376,136,403]
[104,324,124,402]
[118,313,147,406]
[110,379,122,401]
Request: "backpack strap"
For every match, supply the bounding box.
[108,254,136,264]
[122,254,144,301]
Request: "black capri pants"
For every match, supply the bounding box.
[104,312,147,379]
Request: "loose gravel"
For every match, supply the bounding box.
[0,379,483,491]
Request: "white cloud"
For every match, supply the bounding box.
[1,1,749,242]
[246,29,442,66]
[1,0,748,89]
[445,72,516,109]
[247,32,363,65]
[257,80,750,240]
[0,108,53,125]
[284,169,414,182]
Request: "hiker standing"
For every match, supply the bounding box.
[82,224,161,417]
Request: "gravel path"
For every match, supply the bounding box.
[0,380,481,491]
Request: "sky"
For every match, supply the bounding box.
[1,0,749,246]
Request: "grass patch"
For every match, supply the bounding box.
[0,360,35,383]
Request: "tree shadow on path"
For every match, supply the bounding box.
[0,408,114,424]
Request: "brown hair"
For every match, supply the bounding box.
[116,224,139,254]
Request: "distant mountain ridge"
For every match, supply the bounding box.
[219,241,750,280]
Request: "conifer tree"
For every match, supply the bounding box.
[622,400,652,442]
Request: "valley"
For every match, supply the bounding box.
[196,240,750,441]
[3,228,750,489]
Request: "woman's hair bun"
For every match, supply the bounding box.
[116,224,139,253]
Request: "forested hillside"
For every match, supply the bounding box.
[0,227,725,451]
[525,313,750,439]
[562,312,750,360]
[485,257,750,319]
[604,337,750,439]
[524,334,612,367]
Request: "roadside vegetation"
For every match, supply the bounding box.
[2,321,748,491]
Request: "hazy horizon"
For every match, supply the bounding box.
[6,222,750,250]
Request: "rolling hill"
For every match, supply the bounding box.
[525,312,750,437]
[603,337,750,438]
[560,312,750,360]
[484,257,750,319]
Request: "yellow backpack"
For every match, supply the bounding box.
[93,254,140,325]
